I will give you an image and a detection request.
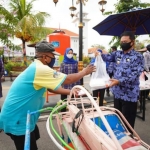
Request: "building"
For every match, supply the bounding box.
[72,12,90,55]
[48,28,79,56]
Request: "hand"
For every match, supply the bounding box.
[95,51,100,57]
[72,88,79,98]
[102,49,108,54]
[95,49,108,57]
[109,79,120,87]
[82,64,96,75]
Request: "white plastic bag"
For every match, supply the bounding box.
[89,55,110,90]
[139,72,146,88]
[144,72,150,88]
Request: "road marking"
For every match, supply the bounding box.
[2,86,10,89]
[39,115,49,119]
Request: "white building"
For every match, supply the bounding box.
[25,43,35,57]
[48,28,79,56]
[25,10,90,57]
[72,12,90,56]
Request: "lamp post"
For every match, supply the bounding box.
[98,0,107,14]
[52,0,107,85]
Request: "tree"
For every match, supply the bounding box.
[91,44,105,50]
[135,40,145,50]
[9,0,52,65]
[142,39,150,46]
[0,5,17,49]
[0,0,52,65]
[104,0,150,46]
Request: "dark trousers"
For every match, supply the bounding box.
[7,125,40,150]
[93,89,105,106]
[0,80,2,98]
[114,98,137,129]
[61,95,67,101]
[106,72,113,94]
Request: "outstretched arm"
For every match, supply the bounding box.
[48,86,78,97]
[48,86,70,95]
[62,64,95,85]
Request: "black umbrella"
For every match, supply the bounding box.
[93,8,150,36]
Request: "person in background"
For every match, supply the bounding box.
[0,57,4,99]
[0,41,95,150]
[0,57,4,133]
[143,44,150,73]
[90,49,107,106]
[143,44,150,99]
[60,48,80,101]
[106,46,117,96]
[101,31,144,130]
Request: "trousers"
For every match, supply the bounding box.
[114,98,137,130]
[7,125,40,150]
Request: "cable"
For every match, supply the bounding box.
[48,103,74,150]
[72,110,84,133]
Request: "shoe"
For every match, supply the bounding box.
[103,99,107,104]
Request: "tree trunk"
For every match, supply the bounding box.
[22,40,27,66]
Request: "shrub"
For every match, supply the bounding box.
[4,60,31,74]
[82,56,90,65]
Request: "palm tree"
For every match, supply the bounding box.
[9,0,51,65]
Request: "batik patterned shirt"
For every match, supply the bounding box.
[107,62,114,74]
[60,62,80,89]
[102,50,144,102]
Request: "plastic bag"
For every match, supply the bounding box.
[139,72,150,89]
[144,72,150,88]
[139,72,146,88]
[89,55,110,90]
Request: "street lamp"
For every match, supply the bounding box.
[69,0,77,18]
[98,0,107,14]
[52,0,107,85]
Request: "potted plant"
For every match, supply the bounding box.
[82,56,90,67]
[4,60,31,75]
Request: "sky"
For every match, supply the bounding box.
[32,0,117,49]
[1,0,150,49]
[31,0,150,50]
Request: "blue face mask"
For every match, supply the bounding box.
[46,57,56,68]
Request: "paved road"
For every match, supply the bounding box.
[0,76,150,150]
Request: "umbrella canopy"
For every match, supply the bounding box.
[93,8,150,36]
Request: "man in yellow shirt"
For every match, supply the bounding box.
[0,40,95,150]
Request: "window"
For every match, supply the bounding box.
[51,41,60,48]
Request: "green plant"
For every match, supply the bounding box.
[4,60,31,74]
[4,61,13,74]
[82,56,90,65]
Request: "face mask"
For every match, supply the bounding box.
[88,53,95,58]
[46,58,56,68]
[67,54,73,59]
[120,42,132,51]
